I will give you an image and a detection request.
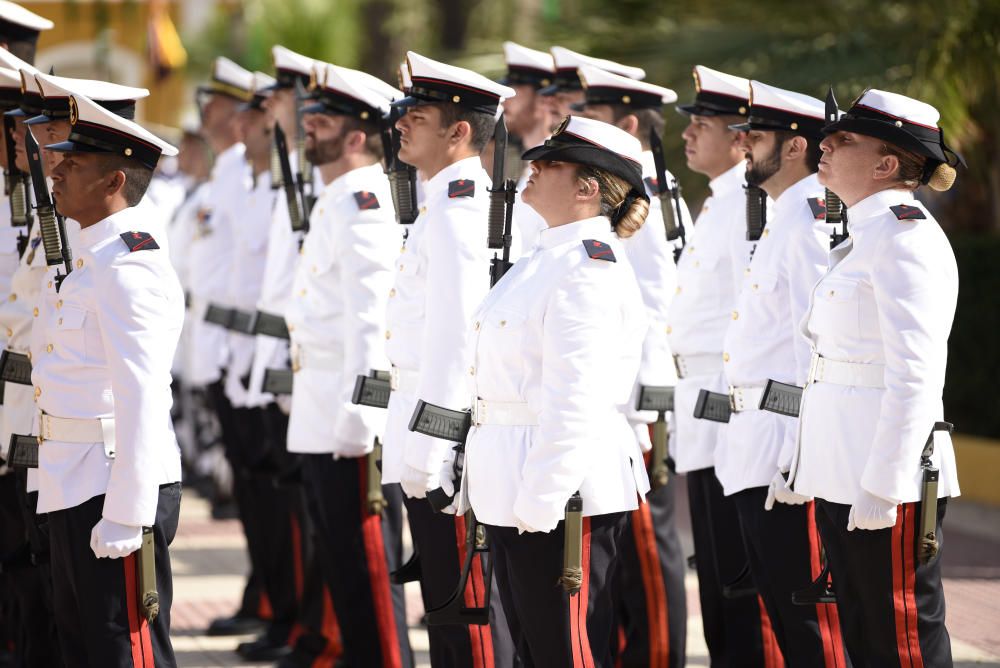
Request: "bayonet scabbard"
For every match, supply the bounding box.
[138,527,159,622]
[560,493,584,594]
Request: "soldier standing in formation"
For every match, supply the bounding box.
[0,2,967,663]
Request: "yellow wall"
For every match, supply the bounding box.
[27,1,187,128]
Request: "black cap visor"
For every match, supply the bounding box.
[522,141,645,195]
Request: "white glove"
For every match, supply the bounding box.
[400,456,456,502]
[90,518,143,559]
[764,470,811,510]
[847,489,898,531]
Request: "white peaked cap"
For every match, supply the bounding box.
[0,1,53,31]
[18,66,36,93]
[550,46,645,81]
[730,80,828,137]
[750,81,824,120]
[503,41,554,72]
[250,71,277,94]
[560,115,642,162]
[695,65,750,99]
[36,72,149,103]
[310,63,397,116]
[352,68,405,103]
[47,93,177,169]
[212,56,253,95]
[397,62,412,92]
[854,89,940,128]
[272,45,315,77]
[578,64,676,106]
[401,51,515,116]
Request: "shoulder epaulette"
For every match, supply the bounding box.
[448,179,475,198]
[807,197,826,220]
[119,231,159,252]
[353,190,381,210]
[889,204,926,221]
[582,239,616,262]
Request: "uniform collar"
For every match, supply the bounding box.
[772,172,822,218]
[328,161,384,196]
[423,156,485,199]
[77,206,140,250]
[708,159,747,197]
[538,215,612,250]
[847,187,915,228]
[212,142,246,179]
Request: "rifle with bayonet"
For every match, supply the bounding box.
[273,123,307,233]
[25,131,72,290]
[293,79,316,221]
[824,87,849,249]
[488,115,516,286]
[649,128,686,262]
[380,106,418,225]
[5,115,33,257]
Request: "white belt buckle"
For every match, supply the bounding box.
[291,345,302,373]
[471,399,482,427]
[673,354,686,379]
[389,367,400,391]
[728,388,738,412]
[807,353,820,384]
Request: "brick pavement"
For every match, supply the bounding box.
[170,482,1000,667]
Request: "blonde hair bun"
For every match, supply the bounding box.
[614,197,649,239]
[928,163,957,192]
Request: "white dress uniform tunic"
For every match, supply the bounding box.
[186,143,249,386]
[464,216,648,530]
[382,155,492,483]
[30,205,183,523]
[790,188,959,504]
[223,172,275,408]
[285,163,398,455]
[244,166,301,409]
[716,172,831,495]
[665,160,753,473]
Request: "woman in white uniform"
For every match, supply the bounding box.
[460,116,649,667]
[787,89,963,666]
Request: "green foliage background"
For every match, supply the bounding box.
[185,0,1000,436]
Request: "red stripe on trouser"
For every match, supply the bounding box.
[806,502,846,668]
[358,459,403,668]
[455,514,494,668]
[569,517,596,668]
[257,592,273,620]
[631,503,670,667]
[310,588,343,667]
[286,513,306,649]
[757,595,785,668]
[123,553,155,667]
[892,504,925,668]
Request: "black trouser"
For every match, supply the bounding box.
[402,494,514,667]
[0,471,61,667]
[487,511,626,668]
[238,404,341,664]
[205,380,263,620]
[48,482,181,668]
[732,489,849,668]
[686,468,770,667]
[816,498,952,668]
[614,472,687,667]
[303,454,412,667]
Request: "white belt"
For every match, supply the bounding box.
[290,344,341,373]
[674,353,723,379]
[728,385,765,413]
[471,399,539,427]
[38,413,116,458]
[389,366,419,394]
[807,353,885,389]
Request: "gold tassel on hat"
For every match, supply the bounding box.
[928,163,957,192]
